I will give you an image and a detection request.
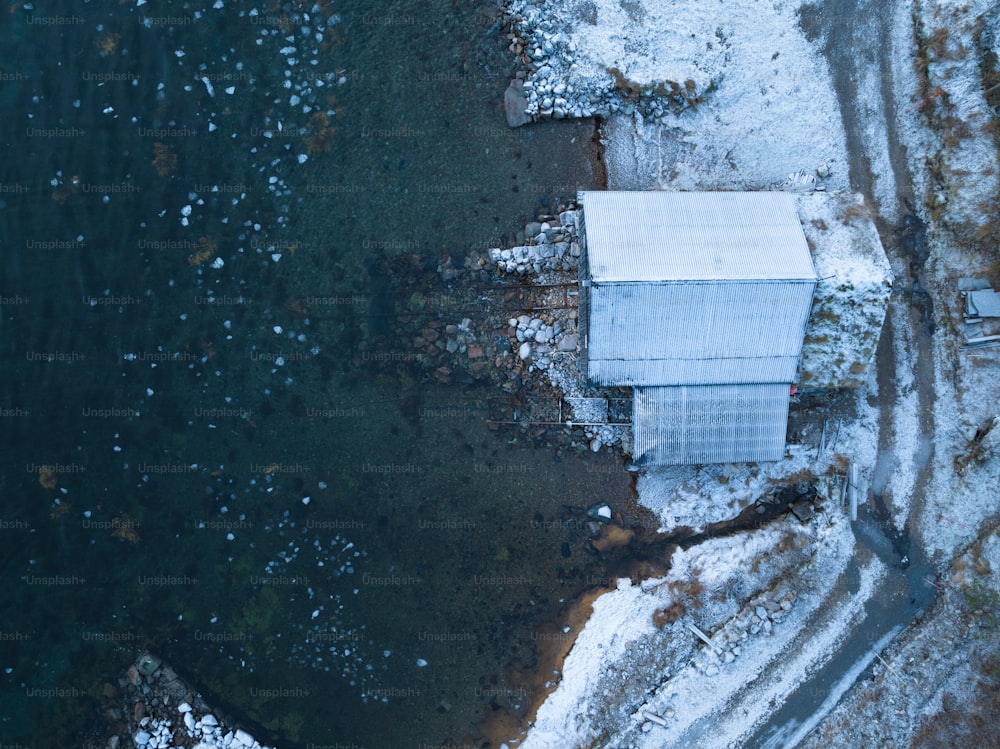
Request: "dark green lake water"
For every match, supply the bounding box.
[0,2,628,747]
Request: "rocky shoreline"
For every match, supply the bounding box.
[499,0,706,127]
[345,196,632,458]
[486,204,631,455]
[97,651,274,749]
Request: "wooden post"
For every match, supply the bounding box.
[686,622,723,656]
[848,461,858,521]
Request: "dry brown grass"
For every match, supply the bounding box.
[911,660,1000,747]
[836,200,869,225]
[770,467,818,486]
[652,577,704,628]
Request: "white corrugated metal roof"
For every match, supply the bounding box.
[586,279,815,386]
[579,191,816,282]
[632,384,790,465]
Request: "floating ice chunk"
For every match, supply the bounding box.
[301,496,310,505]
[225,86,235,95]
[213,0,223,8]
[210,257,224,269]
[181,205,192,216]
[227,532,235,541]
[201,76,215,97]
[297,154,308,164]
[416,658,428,667]
[175,50,185,58]
[208,122,217,132]
[146,388,154,396]
[137,0,146,6]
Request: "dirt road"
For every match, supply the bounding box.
[745,2,941,745]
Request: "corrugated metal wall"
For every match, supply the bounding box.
[586,279,816,386]
[577,208,590,379]
[632,384,790,465]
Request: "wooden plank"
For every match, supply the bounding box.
[686,622,723,655]
[848,461,858,521]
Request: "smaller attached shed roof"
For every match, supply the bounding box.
[632,384,790,466]
[579,191,816,283]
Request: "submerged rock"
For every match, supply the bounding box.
[504,79,532,127]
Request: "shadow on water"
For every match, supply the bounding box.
[0,1,610,747]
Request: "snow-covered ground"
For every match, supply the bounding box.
[495,0,1000,747]
[911,0,1000,560]
[799,526,1000,749]
[797,192,893,388]
[798,2,1000,744]
[512,514,864,749]
[506,0,850,193]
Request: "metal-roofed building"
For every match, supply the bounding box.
[577,190,817,466]
[632,384,793,465]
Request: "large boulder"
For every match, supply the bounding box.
[504,79,532,128]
